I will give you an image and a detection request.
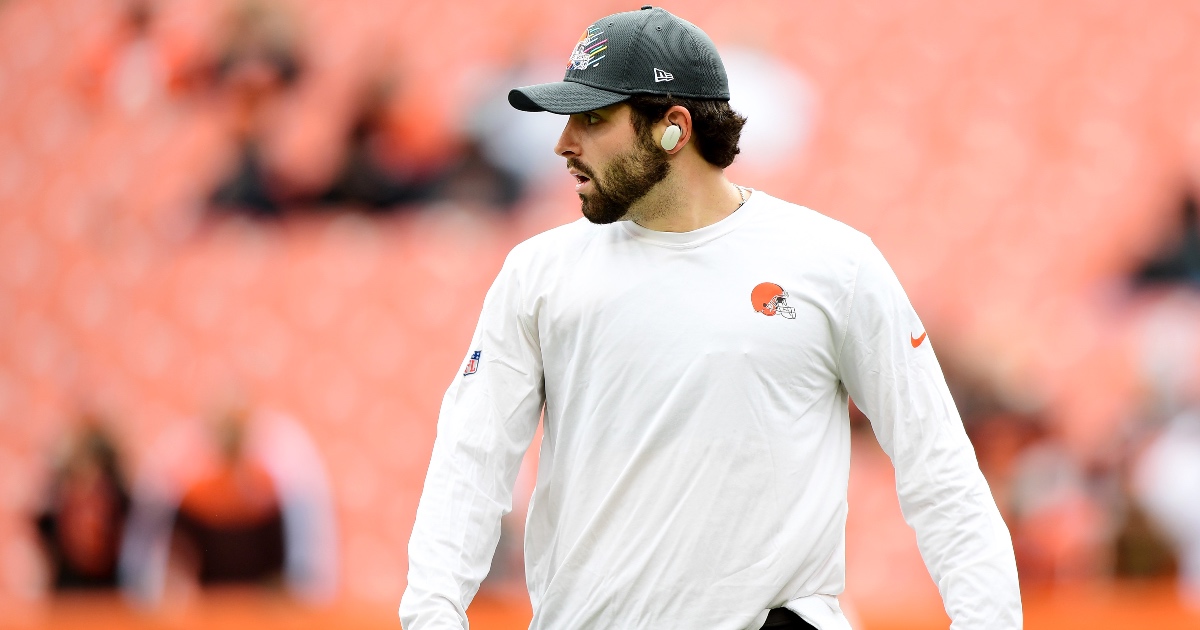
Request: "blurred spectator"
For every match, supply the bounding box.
[80,2,170,114]
[210,140,282,216]
[173,410,285,586]
[323,74,525,212]
[120,403,337,604]
[1007,424,1115,584]
[1113,502,1178,580]
[1134,193,1200,288]
[214,0,302,87]
[35,419,131,590]
[207,1,532,216]
[208,0,304,217]
[429,139,524,211]
[1134,408,1200,609]
[319,81,431,210]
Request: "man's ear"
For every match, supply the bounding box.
[659,105,693,154]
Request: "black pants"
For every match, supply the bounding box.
[761,607,817,630]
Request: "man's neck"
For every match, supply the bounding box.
[628,163,745,233]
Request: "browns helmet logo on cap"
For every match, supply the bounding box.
[567,25,608,71]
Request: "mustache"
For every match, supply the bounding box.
[566,158,597,181]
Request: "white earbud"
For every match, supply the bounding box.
[660,124,682,151]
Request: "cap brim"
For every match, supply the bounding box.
[508,80,630,114]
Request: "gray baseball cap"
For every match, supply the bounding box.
[508,6,730,115]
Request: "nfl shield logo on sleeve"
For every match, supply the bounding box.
[463,350,481,376]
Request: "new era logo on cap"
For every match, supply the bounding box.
[653,67,674,82]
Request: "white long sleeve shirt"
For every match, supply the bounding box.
[399,192,1021,630]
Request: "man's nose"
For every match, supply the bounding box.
[555,118,580,158]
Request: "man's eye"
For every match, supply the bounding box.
[586,113,601,124]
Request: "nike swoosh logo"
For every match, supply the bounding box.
[911,332,927,348]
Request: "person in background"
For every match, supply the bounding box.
[171,410,286,586]
[119,402,338,604]
[1134,407,1200,609]
[208,0,304,216]
[36,419,131,590]
[320,80,432,210]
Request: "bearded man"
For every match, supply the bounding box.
[399,6,1021,630]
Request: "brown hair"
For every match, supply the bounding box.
[625,95,747,168]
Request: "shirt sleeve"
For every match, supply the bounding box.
[399,253,545,630]
[837,241,1022,630]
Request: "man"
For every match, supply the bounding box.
[400,6,1021,630]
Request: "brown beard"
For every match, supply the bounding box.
[568,131,670,224]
